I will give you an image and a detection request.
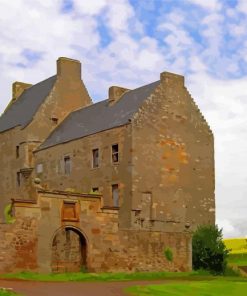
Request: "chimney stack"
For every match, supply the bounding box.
[57,57,81,79]
[108,86,130,106]
[160,72,184,87]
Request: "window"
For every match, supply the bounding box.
[112,184,119,207]
[92,187,99,193]
[64,156,71,175]
[16,146,19,158]
[112,144,119,163]
[92,148,99,168]
[36,163,43,174]
[17,172,21,187]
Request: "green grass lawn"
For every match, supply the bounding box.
[0,270,215,282]
[126,279,247,296]
[0,289,21,296]
[228,253,247,266]
[1,270,246,296]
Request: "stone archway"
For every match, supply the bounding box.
[51,227,87,273]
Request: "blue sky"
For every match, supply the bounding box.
[0,0,247,237]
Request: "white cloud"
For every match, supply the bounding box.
[187,71,247,238]
[187,0,222,11]
[216,219,235,238]
[237,0,247,14]
[73,0,108,15]
[105,0,135,32]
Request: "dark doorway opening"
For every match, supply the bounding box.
[51,227,87,273]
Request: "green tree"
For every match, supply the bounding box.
[192,224,229,275]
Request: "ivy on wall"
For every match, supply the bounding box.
[4,204,16,224]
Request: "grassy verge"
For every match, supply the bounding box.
[0,270,226,282]
[0,269,246,283]
[126,279,247,296]
[0,289,21,296]
[228,253,247,266]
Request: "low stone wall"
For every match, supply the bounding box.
[90,228,191,273]
[0,217,38,273]
[0,191,192,274]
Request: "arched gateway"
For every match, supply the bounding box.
[51,226,87,273]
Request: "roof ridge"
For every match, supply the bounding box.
[18,75,57,97]
[37,80,160,151]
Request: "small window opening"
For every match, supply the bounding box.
[64,156,71,175]
[92,148,99,168]
[36,163,43,174]
[92,187,99,193]
[51,116,58,125]
[112,184,119,207]
[112,144,119,163]
[16,146,19,158]
[17,172,21,187]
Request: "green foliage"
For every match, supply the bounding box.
[192,224,229,275]
[0,289,21,296]
[80,265,88,273]
[4,204,15,224]
[227,253,247,266]
[164,247,173,262]
[223,265,241,277]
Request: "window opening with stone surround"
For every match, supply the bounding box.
[16,172,21,187]
[92,148,99,168]
[16,145,19,158]
[36,163,43,174]
[112,184,119,207]
[64,155,71,175]
[112,144,119,163]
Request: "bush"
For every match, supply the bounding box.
[192,224,229,275]
[164,247,173,262]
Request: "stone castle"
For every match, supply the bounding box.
[0,57,215,273]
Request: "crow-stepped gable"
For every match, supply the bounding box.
[0,57,215,273]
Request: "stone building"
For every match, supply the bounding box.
[0,57,215,273]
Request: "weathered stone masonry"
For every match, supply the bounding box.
[0,57,214,273]
[0,191,191,273]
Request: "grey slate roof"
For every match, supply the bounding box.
[38,80,160,150]
[0,75,57,133]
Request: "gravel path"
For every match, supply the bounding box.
[0,279,168,296]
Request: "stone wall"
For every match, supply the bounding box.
[0,191,191,274]
[0,217,38,273]
[0,58,92,221]
[131,72,215,233]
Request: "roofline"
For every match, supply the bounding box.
[0,124,20,134]
[34,122,131,153]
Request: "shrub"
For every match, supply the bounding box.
[4,204,15,224]
[192,224,229,275]
[164,247,173,262]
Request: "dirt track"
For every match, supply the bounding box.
[0,279,167,296]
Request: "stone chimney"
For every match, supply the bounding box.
[57,57,81,79]
[160,72,184,87]
[108,86,130,106]
[12,82,32,101]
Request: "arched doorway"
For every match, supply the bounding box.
[51,227,87,273]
